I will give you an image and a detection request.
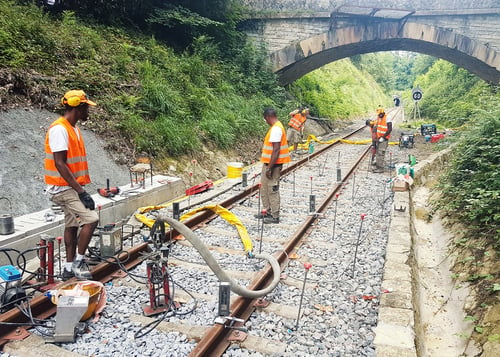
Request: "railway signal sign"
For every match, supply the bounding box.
[412,88,423,101]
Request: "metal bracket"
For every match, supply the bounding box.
[214,316,248,334]
[0,327,30,344]
[394,205,407,212]
[228,330,248,342]
[253,299,270,308]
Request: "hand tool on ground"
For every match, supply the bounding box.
[97,179,120,198]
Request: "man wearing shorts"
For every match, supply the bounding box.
[44,90,98,280]
[286,107,309,155]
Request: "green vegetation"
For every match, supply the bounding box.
[0,0,285,156]
[289,59,388,119]
[410,60,500,240]
[0,0,389,158]
[351,52,436,92]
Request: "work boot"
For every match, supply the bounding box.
[263,216,280,224]
[71,260,93,280]
[254,211,271,219]
[371,158,376,165]
[62,268,75,281]
[372,167,384,173]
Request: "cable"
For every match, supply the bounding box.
[0,248,21,266]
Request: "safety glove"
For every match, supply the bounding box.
[78,191,95,210]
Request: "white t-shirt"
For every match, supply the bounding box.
[269,125,283,143]
[45,124,81,195]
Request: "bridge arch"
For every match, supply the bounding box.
[271,22,500,85]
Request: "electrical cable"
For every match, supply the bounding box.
[0,248,21,266]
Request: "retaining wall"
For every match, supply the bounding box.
[0,175,184,253]
[374,147,454,356]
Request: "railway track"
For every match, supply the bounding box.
[1,111,406,356]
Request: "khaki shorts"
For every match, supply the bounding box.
[50,189,98,227]
[286,127,302,146]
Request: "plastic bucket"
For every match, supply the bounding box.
[227,162,243,180]
[57,281,103,321]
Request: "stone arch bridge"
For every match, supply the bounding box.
[240,1,500,84]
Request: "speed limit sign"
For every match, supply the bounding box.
[412,88,423,101]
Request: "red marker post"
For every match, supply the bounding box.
[351,213,367,277]
[295,262,313,330]
[332,193,340,239]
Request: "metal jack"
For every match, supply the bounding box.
[336,152,342,182]
[37,235,59,291]
[142,246,173,316]
[351,214,366,278]
[295,262,312,330]
[241,172,248,188]
[309,195,316,214]
[309,176,313,196]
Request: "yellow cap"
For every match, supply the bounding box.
[376,106,384,114]
[61,90,96,107]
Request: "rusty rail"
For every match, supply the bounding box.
[189,145,371,356]
[0,124,368,347]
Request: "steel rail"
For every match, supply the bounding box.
[0,124,369,346]
[190,145,371,356]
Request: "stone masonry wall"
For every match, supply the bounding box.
[242,0,500,11]
[243,14,500,53]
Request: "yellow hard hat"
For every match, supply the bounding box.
[61,90,96,107]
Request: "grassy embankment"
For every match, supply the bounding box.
[413,59,499,352]
[0,0,387,170]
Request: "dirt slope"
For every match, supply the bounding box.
[0,108,130,217]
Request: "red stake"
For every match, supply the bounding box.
[295,262,313,330]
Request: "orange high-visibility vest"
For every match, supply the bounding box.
[261,121,291,164]
[44,117,91,186]
[376,114,391,139]
[288,113,306,131]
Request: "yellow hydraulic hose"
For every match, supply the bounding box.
[295,134,398,151]
[135,204,253,253]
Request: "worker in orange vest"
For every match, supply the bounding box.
[256,108,291,224]
[287,107,309,155]
[44,90,99,280]
[365,119,377,165]
[372,107,392,173]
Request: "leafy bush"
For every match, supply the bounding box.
[436,101,500,243]
[290,59,388,119]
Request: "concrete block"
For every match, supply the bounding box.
[379,289,413,310]
[386,231,412,251]
[0,175,183,252]
[375,344,416,357]
[382,261,412,282]
[378,307,415,327]
[384,250,409,264]
[374,322,415,352]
